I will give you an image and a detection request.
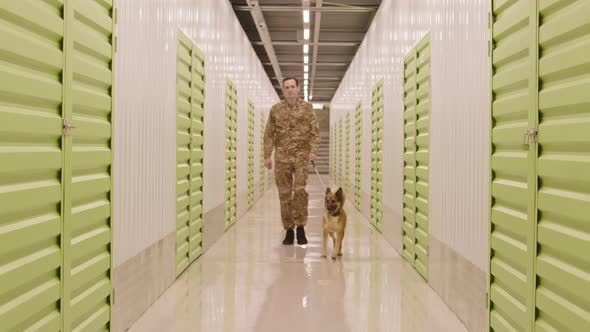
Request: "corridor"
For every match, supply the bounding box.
[128,176,467,332]
[2,0,589,331]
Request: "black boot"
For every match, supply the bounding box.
[296,226,308,245]
[282,229,294,245]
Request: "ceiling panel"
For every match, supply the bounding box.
[230,0,382,102]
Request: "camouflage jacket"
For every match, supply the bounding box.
[264,99,320,163]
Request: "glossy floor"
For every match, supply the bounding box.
[129,176,468,332]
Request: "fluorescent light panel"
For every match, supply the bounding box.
[303,28,310,40]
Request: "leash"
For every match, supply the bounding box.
[311,160,326,188]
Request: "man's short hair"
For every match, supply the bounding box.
[282,77,299,87]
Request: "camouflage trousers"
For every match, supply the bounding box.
[274,160,309,230]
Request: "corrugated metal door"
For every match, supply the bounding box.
[414,35,431,280]
[247,101,254,208]
[189,45,205,264]
[258,112,266,196]
[338,118,342,185]
[225,80,237,229]
[371,80,383,232]
[489,0,536,330]
[0,2,66,330]
[355,101,362,210]
[331,125,335,183]
[65,0,115,330]
[345,112,351,194]
[535,1,590,330]
[402,51,417,265]
[175,32,192,276]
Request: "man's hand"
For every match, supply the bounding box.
[265,158,273,170]
[309,153,316,161]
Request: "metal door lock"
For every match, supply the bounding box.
[63,119,76,136]
[524,126,538,144]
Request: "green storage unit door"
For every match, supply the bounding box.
[401,34,430,281]
[536,1,590,331]
[247,101,254,208]
[330,127,335,182]
[345,112,351,194]
[338,118,343,185]
[371,80,383,232]
[259,111,265,196]
[355,101,362,210]
[414,35,431,280]
[489,0,536,330]
[189,45,205,264]
[225,80,237,229]
[0,2,66,330]
[176,33,192,276]
[65,1,115,330]
[403,51,417,265]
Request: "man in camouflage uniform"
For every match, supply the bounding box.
[264,77,320,245]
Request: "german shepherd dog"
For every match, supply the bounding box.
[322,187,347,260]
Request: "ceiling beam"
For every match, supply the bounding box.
[263,62,347,66]
[271,76,342,81]
[246,0,283,87]
[310,0,322,101]
[252,41,358,47]
[233,5,378,13]
[251,30,365,43]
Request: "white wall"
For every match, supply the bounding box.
[113,0,278,267]
[330,0,490,272]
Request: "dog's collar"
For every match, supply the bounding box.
[328,209,340,217]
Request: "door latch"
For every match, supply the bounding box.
[63,119,76,136]
[524,126,538,144]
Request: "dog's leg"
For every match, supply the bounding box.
[331,234,336,251]
[338,231,344,256]
[332,233,342,260]
[321,228,328,258]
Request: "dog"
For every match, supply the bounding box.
[322,187,347,260]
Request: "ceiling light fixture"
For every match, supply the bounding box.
[303,28,310,40]
[303,10,310,23]
[304,55,309,64]
[303,44,309,53]
[304,65,309,72]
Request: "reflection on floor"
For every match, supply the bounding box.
[129,176,468,332]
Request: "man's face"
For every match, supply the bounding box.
[282,79,300,99]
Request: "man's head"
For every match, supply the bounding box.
[282,77,300,100]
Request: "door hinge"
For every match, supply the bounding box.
[524,126,538,144]
[63,119,76,136]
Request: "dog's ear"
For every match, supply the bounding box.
[335,187,343,201]
[326,187,331,195]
